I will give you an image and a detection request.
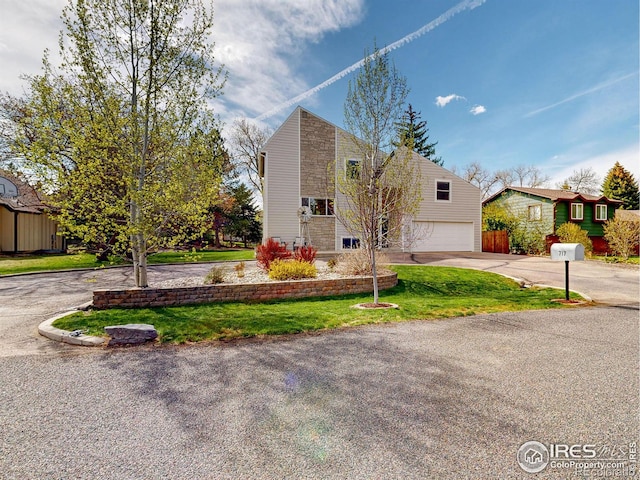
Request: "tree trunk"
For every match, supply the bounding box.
[371,246,379,304]
[138,237,148,287]
[130,200,148,288]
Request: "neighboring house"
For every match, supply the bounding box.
[482,186,622,253]
[0,170,63,253]
[260,107,481,252]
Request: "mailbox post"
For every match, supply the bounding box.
[550,243,585,300]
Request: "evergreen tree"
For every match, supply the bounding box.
[394,104,443,166]
[602,162,639,210]
[224,184,262,248]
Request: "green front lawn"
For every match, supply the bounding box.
[54,266,584,344]
[148,249,255,264]
[0,253,119,275]
[0,249,255,275]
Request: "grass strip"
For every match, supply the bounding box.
[0,249,255,275]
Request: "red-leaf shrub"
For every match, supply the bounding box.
[256,238,292,271]
[294,245,317,264]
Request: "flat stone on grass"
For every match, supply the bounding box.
[104,323,158,346]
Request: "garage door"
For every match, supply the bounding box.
[411,221,474,252]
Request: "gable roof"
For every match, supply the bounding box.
[264,106,479,190]
[0,170,50,214]
[483,186,623,205]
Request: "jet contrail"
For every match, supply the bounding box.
[253,0,487,122]
[524,71,639,118]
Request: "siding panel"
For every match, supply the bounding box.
[263,109,301,246]
[413,153,482,251]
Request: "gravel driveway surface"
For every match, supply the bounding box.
[0,306,637,479]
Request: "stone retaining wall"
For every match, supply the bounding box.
[93,272,398,309]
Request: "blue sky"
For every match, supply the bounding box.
[1,0,638,188]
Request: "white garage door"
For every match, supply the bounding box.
[411,221,474,252]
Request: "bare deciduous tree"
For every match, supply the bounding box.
[459,161,498,198]
[557,167,601,194]
[229,118,271,199]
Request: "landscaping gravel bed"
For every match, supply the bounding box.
[154,261,347,288]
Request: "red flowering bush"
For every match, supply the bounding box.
[256,237,292,271]
[294,245,317,264]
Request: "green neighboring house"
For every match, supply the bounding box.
[483,187,623,253]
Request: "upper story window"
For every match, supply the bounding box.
[528,204,542,221]
[346,158,361,179]
[571,203,584,221]
[302,197,334,216]
[436,180,451,202]
[595,204,607,221]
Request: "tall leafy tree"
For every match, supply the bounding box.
[337,44,422,304]
[394,104,443,166]
[3,0,227,287]
[602,162,639,210]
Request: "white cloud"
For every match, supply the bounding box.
[214,0,365,121]
[470,105,486,115]
[435,94,466,108]
[0,1,67,95]
[0,0,365,125]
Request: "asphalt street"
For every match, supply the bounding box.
[0,307,637,479]
[0,255,638,478]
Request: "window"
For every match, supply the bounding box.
[528,204,542,221]
[571,203,584,221]
[258,152,266,178]
[346,158,361,179]
[302,197,334,216]
[436,180,451,202]
[342,237,360,249]
[595,204,607,221]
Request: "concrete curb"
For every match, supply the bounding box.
[38,311,106,347]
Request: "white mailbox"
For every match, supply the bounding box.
[550,243,585,261]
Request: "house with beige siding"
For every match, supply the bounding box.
[0,170,63,253]
[261,107,482,252]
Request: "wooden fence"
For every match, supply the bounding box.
[482,230,509,254]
